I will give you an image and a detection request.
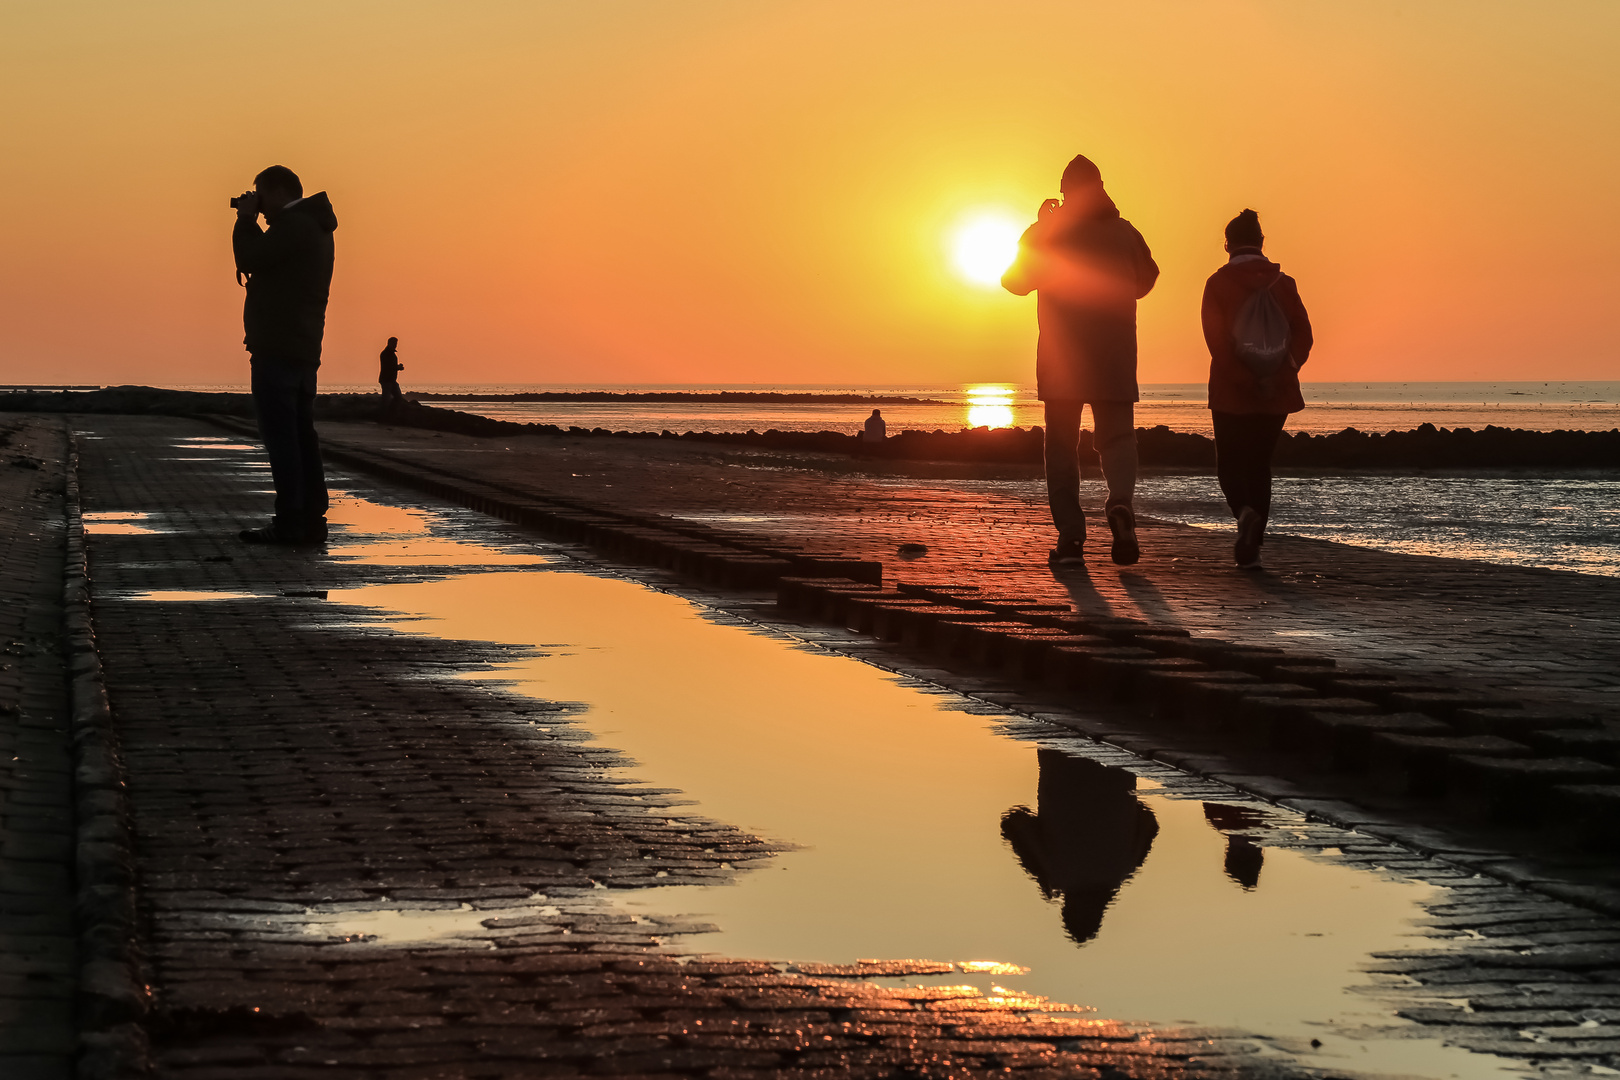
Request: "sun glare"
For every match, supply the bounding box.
[965,384,1016,429]
[950,214,1023,287]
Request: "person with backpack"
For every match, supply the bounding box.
[1201,209,1313,569]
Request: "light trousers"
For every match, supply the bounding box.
[1043,400,1137,538]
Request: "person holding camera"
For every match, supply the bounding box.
[379,336,405,405]
[1002,154,1159,567]
[1202,208,1313,570]
[231,165,338,545]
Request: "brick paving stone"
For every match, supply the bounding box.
[0,414,73,1079]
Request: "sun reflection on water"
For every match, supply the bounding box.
[965,385,1016,429]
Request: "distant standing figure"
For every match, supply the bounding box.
[379,337,404,405]
[1202,209,1313,569]
[862,408,887,443]
[231,164,337,546]
[1002,154,1159,567]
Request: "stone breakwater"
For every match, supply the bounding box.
[649,423,1620,468]
[5,386,1620,468]
[410,390,953,404]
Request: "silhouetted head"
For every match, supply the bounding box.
[870,409,881,417]
[387,337,399,348]
[1057,154,1119,218]
[1059,154,1103,193]
[1061,884,1117,945]
[253,165,303,216]
[1224,208,1264,252]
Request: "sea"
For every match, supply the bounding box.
[288,380,1620,437]
[163,380,1620,577]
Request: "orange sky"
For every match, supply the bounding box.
[1,1,1616,387]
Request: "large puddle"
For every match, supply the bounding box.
[324,568,1527,1079]
[114,446,1535,1079]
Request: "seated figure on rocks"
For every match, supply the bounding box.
[862,408,887,443]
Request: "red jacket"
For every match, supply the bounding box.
[1202,252,1312,414]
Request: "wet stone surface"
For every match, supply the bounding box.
[0,416,73,1080]
[71,415,1620,1078]
[83,417,1278,1078]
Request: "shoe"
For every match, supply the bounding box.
[1050,535,1085,565]
[1234,506,1264,569]
[1106,504,1140,565]
[238,524,298,545]
[300,517,329,545]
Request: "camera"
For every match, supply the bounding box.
[229,195,245,209]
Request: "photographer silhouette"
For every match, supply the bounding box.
[231,165,338,545]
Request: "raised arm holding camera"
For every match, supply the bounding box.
[231,165,338,545]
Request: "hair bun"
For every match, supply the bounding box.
[1224,208,1264,247]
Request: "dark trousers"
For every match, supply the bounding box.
[1044,400,1137,538]
[1212,411,1287,521]
[380,379,403,403]
[251,359,328,534]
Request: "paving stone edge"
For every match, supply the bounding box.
[65,434,152,1078]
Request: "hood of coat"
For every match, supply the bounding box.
[280,190,338,232]
[1063,186,1120,222]
[1218,251,1281,288]
[1032,189,1122,250]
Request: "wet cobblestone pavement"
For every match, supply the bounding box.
[75,417,1301,1078]
[43,414,1620,1077]
[0,416,73,1079]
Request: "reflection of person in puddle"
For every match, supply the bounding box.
[1202,803,1265,889]
[1001,750,1158,944]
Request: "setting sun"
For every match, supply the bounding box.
[950,214,1024,288]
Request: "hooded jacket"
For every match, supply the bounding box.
[1202,251,1312,414]
[234,191,338,366]
[1002,192,1159,403]
[999,750,1158,945]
